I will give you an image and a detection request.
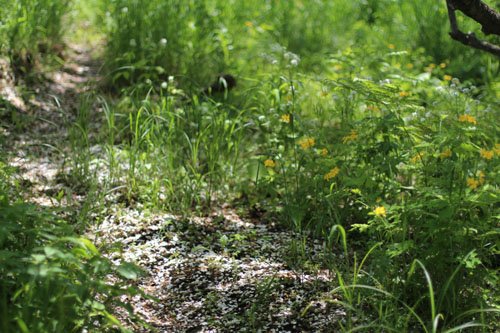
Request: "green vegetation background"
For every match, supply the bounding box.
[0,0,498,331]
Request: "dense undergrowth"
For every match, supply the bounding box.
[1,0,499,331]
[0,156,145,332]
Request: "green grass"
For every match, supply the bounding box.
[0,0,70,76]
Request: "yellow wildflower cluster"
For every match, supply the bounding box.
[399,91,410,97]
[280,114,291,123]
[388,44,395,49]
[458,114,477,125]
[440,149,452,158]
[244,21,253,27]
[319,148,328,156]
[324,167,340,181]
[467,171,485,190]
[373,206,386,217]
[443,75,452,81]
[342,130,358,143]
[440,62,447,69]
[264,159,276,168]
[298,137,315,150]
[480,148,494,160]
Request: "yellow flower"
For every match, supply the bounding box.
[480,149,494,160]
[373,206,386,217]
[342,130,358,143]
[298,137,315,150]
[324,167,340,181]
[264,159,276,168]
[443,75,452,81]
[467,171,486,190]
[406,63,414,69]
[388,44,395,49]
[440,62,447,69]
[280,114,291,123]
[244,21,253,27]
[478,171,485,184]
[410,152,425,164]
[320,148,328,156]
[458,114,477,125]
[399,91,410,97]
[440,149,452,158]
[429,63,436,69]
[466,177,480,190]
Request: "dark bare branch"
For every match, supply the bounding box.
[446,0,500,57]
[448,0,500,36]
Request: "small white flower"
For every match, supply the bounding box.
[129,39,136,47]
[290,58,298,67]
[160,38,167,46]
[121,7,128,13]
[168,75,174,82]
[161,82,168,89]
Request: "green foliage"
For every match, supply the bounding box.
[94,79,246,211]
[0,159,144,332]
[101,0,228,89]
[0,0,70,73]
[83,1,499,327]
[4,0,499,330]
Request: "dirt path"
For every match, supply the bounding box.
[3,43,99,208]
[93,205,343,332]
[2,44,344,332]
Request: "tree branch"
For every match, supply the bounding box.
[448,0,500,36]
[446,0,500,57]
